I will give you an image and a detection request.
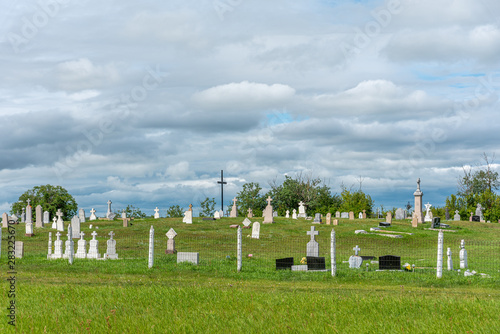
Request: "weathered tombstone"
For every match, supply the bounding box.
[379,255,401,270]
[263,196,274,224]
[75,232,87,259]
[214,211,221,219]
[165,228,177,254]
[411,212,418,228]
[447,247,453,271]
[183,205,193,224]
[298,201,307,218]
[35,205,43,227]
[306,226,319,257]
[15,241,24,258]
[104,231,118,259]
[349,245,362,269]
[242,218,252,228]
[177,252,199,265]
[154,207,160,219]
[285,210,290,218]
[63,224,74,259]
[148,226,154,268]
[332,219,339,226]
[349,211,354,220]
[247,208,253,218]
[414,178,424,223]
[341,212,349,219]
[292,209,297,219]
[313,213,322,224]
[106,200,116,220]
[230,198,238,218]
[71,215,80,239]
[276,257,294,270]
[386,211,392,224]
[362,209,367,219]
[25,200,32,224]
[326,213,331,225]
[445,208,450,220]
[469,212,473,222]
[25,220,34,236]
[56,209,64,231]
[47,232,52,259]
[330,229,336,277]
[395,208,405,220]
[122,215,131,227]
[251,222,260,239]
[2,212,7,228]
[53,232,63,259]
[459,240,467,269]
[43,211,50,226]
[89,208,97,221]
[454,210,460,221]
[87,231,100,259]
[335,211,340,218]
[424,203,432,222]
[79,208,86,223]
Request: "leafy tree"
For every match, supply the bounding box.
[199,197,216,217]
[11,184,77,219]
[236,182,265,217]
[338,185,374,216]
[167,205,184,218]
[125,205,147,218]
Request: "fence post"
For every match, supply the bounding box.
[148,226,154,269]
[237,226,242,272]
[436,230,443,278]
[331,228,336,277]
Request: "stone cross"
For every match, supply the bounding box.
[154,207,159,215]
[166,228,177,240]
[417,178,421,191]
[424,203,432,213]
[217,170,227,212]
[80,231,85,240]
[91,230,98,239]
[56,231,61,240]
[266,196,273,206]
[232,197,237,205]
[27,199,31,206]
[108,231,115,240]
[307,226,318,241]
[353,245,361,256]
[56,209,63,220]
[91,208,96,215]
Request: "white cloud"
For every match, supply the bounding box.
[55,58,120,91]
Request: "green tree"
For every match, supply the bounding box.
[338,185,374,216]
[199,197,216,217]
[125,205,147,218]
[11,185,77,219]
[236,182,265,217]
[167,205,184,218]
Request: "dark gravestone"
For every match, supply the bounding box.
[379,255,401,270]
[202,218,215,221]
[445,208,450,220]
[379,221,391,227]
[361,256,375,261]
[472,215,480,222]
[306,256,326,270]
[276,257,294,270]
[431,217,441,228]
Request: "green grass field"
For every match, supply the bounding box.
[1,217,499,333]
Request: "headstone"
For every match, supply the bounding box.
[52,217,57,229]
[306,226,319,257]
[148,226,154,268]
[362,209,367,219]
[475,203,484,222]
[326,213,331,225]
[273,211,278,217]
[106,200,116,220]
[89,208,97,221]
[341,212,349,219]
[154,207,160,219]
[177,252,199,265]
[424,203,432,222]
[332,219,339,226]
[348,245,363,269]
[25,200,32,224]
[214,211,221,219]
[285,210,290,218]
[2,212,7,228]
[87,231,100,259]
[298,201,307,218]
[263,196,274,224]
[21,208,25,223]
[379,221,391,227]
[75,232,87,259]
[56,209,64,231]
[459,239,467,269]
[469,212,473,222]
[276,257,294,270]
[25,220,34,236]
[471,215,480,222]
[121,209,127,219]
[379,255,401,270]
[454,210,460,221]
[247,208,253,218]
[331,229,336,277]
[63,224,74,260]
[251,222,260,239]
[242,218,252,228]
[182,210,193,224]
[349,211,354,220]
[358,212,363,219]
[306,257,326,270]
[431,217,441,229]
[395,208,405,220]
[43,211,50,226]
[35,205,43,227]
[15,241,24,258]
[447,247,453,271]
[386,212,392,224]
[165,228,177,254]
[291,265,308,271]
[292,209,297,219]
[104,231,118,259]
[411,212,418,228]
[79,208,86,223]
[11,214,18,223]
[437,230,443,278]
[53,232,63,259]
[445,208,450,220]
[71,215,81,239]
[230,198,238,218]
[313,213,322,224]
[335,211,340,218]
[47,232,52,259]
[414,178,424,223]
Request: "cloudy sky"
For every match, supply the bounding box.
[1,0,500,216]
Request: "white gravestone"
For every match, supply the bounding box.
[447,247,453,271]
[154,207,160,219]
[263,196,274,224]
[148,226,154,268]
[79,208,86,223]
[25,200,32,224]
[47,232,52,259]
[335,211,340,218]
[71,215,80,239]
[453,210,460,221]
[306,226,319,257]
[63,224,74,260]
[56,209,64,231]
[51,217,57,229]
[242,218,252,227]
[251,222,260,239]
[166,228,177,254]
[36,205,43,228]
[15,241,24,258]
[89,208,97,221]
[104,231,118,259]
[349,245,363,269]
[424,203,432,222]
[358,212,363,219]
[121,210,127,219]
[292,209,297,219]
[475,204,484,222]
[341,212,349,219]
[75,232,87,259]
[182,210,193,224]
[87,231,100,259]
[43,211,50,226]
[313,213,322,224]
[298,201,307,218]
[247,208,253,218]
[395,208,405,220]
[437,230,444,278]
[459,239,467,269]
[106,200,116,220]
[53,232,63,259]
[21,208,25,223]
[230,198,238,218]
[214,211,221,219]
[25,220,34,236]
[285,210,289,218]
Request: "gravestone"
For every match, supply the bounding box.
[251,222,260,239]
[447,247,453,271]
[386,212,392,224]
[121,210,127,219]
[459,240,467,269]
[445,208,450,221]
[362,209,367,219]
[335,211,340,218]
[148,226,154,268]
[21,208,25,223]
[15,241,24,258]
[292,209,297,219]
[25,200,32,224]
[437,230,444,278]
[379,221,391,227]
[379,255,401,270]
[273,211,278,217]
[154,207,160,219]
[230,198,238,218]
[182,209,193,224]
[285,210,290,218]
[177,252,199,265]
[242,218,252,228]
[247,208,253,218]
[326,213,331,225]
[341,212,349,219]
[2,212,7,228]
[165,228,177,254]
[471,215,480,222]
[25,220,34,236]
[75,232,87,259]
[475,203,484,222]
[47,232,52,259]
[411,212,418,228]
[358,212,363,219]
[349,211,354,220]
[122,216,131,227]
[71,215,81,239]
[313,213,322,224]
[43,211,50,226]
[87,231,100,259]
[104,231,118,259]
[56,209,64,231]
[63,225,74,260]
[214,211,221,219]
[79,208,86,223]
[298,201,307,218]
[36,205,43,227]
[454,210,460,221]
[424,203,432,222]
[263,196,274,224]
[53,232,63,259]
[431,217,441,229]
[306,257,326,270]
[414,178,424,223]
[349,245,362,269]
[106,200,116,220]
[395,208,405,220]
[276,257,294,270]
[52,217,57,229]
[89,208,97,221]
[306,226,319,257]
[332,219,339,226]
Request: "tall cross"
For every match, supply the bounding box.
[232,197,237,205]
[27,199,31,206]
[353,245,361,256]
[56,209,63,219]
[266,196,273,206]
[108,231,115,239]
[307,226,318,241]
[217,170,227,212]
[91,231,98,239]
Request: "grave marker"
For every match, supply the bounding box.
[75,232,87,259]
[43,211,50,226]
[292,209,297,219]
[459,240,467,269]
[414,178,424,223]
[104,231,118,259]
[2,212,7,228]
[87,231,100,259]
[251,222,260,239]
[79,208,86,223]
[306,226,319,257]
[453,210,460,221]
[263,196,274,224]
[313,213,322,224]
[298,201,307,218]
[230,198,238,217]
[247,208,253,218]
[326,213,331,225]
[36,205,43,227]
[71,215,80,239]
[177,252,199,265]
[148,226,154,268]
[53,232,63,259]
[165,228,177,254]
[154,207,160,219]
[89,208,97,221]
[56,209,64,231]
[379,255,401,270]
[15,241,24,258]
[349,245,362,269]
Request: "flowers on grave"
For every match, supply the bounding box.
[300,257,307,264]
[247,254,253,258]
[404,263,412,271]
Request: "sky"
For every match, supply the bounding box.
[1,0,500,217]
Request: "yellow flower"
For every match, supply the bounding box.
[300,257,307,264]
